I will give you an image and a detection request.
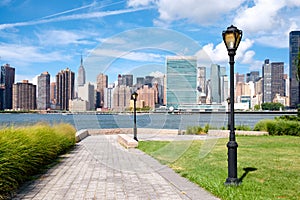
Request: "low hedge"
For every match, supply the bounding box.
[0,123,76,199]
[254,119,300,136]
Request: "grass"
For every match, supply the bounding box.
[138,136,300,200]
[0,123,76,199]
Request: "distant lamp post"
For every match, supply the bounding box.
[131,91,138,141]
[222,25,242,185]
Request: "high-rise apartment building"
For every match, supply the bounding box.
[271,62,285,100]
[136,77,145,89]
[0,64,15,110]
[104,84,115,110]
[50,82,56,105]
[56,68,75,110]
[246,71,259,83]
[37,72,50,110]
[137,85,157,109]
[166,56,197,109]
[113,85,131,111]
[235,73,245,84]
[289,31,300,108]
[144,76,154,87]
[263,59,272,103]
[13,80,36,110]
[197,67,206,103]
[122,74,133,87]
[77,56,86,87]
[96,73,108,108]
[210,64,226,103]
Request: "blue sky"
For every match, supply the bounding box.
[0,0,300,84]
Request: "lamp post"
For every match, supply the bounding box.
[222,25,242,185]
[131,91,138,141]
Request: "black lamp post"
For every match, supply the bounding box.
[131,91,138,141]
[222,25,242,185]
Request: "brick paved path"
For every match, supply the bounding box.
[14,135,219,200]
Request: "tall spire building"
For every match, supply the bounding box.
[77,56,86,87]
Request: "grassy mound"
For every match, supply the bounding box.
[0,123,76,199]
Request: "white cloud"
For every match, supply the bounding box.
[0,43,70,65]
[92,48,165,62]
[233,0,300,48]
[0,7,152,30]
[127,0,155,7]
[36,30,96,46]
[128,0,244,24]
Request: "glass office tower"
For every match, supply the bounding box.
[166,56,197,110]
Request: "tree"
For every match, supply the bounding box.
[254,104,261,111]
[261,102,284,111]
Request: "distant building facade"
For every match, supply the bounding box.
[263,59,272,103]
[0,64,15,110]
[289,31,300,108]
[166,56,197,109]
[56,68,75,110]
[271,62,285,100]
[78,82,95,110]
[113,85,131,111]
[96,73,108,108]
[37,72,50,110]
[13,80,36,110]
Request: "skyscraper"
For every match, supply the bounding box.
[122,74,133,87]
[289,31,300,108]
[78,82,95,110]
[37,72,50,110]
[263,59,272,103]
[197,66,206,103]
[56,68,75,110]
[210,64,226,103]
[166,56,197,109]
[13,80,36,110]
[0,64,15,110]
[246,71,259,83]
[96,73,108,108]
[50,82,56,105]
[271,62,284,100]
[210,64,220,103]
[113,85,131,111]
[77,56,86,87]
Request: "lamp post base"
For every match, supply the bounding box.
[225,177,240,186]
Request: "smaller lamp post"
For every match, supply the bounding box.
[222,25,242,185]
[131,91,138,141]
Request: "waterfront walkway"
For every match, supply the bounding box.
[14,134,220,200]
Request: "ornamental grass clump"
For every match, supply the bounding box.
[0,123,76,199]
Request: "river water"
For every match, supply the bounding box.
[0,112,295,131]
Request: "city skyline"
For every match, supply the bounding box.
[1,1,300,84]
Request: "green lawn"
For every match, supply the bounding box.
[138,136,300,200]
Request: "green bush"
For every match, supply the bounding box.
[0,123,76,199]
[186,126,204,135]
[236,124,252,131]
[254,119,300,136]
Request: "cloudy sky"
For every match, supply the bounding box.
[0,0,300,84]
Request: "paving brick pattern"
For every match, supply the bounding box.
[13,135,219,200]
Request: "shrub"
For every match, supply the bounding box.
[254,119,300,136]
[186,126,204,135]
[236,124,252,131]
[0,123,76,199]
